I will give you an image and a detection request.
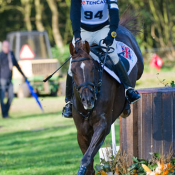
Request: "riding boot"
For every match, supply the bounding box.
[62,73,73,118]
[113,60,141,104]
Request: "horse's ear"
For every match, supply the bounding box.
[69,42,75,56]
[84,41,90,54]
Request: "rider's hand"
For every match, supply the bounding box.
[103,35,114,46]
[75,38,82,52]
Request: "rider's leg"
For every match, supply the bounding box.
[62,71,73,118]
[113,59,140,103]
[95,25,141,104]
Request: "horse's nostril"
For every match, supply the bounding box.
[82,98,85,102]
[91,96,94,101]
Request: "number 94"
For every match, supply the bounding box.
[84,11,103,19]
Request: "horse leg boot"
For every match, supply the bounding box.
[77,119,108,175]
[113,60,141,104]
[77,161,95,175]
[62,73,73,118]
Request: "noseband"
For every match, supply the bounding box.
[71,57,102,120]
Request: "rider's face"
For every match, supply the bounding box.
[2,41,10,54]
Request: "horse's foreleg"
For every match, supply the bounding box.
[77,118,108,175]
[77,132,95,175]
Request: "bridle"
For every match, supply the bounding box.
[71,57,102,120]
[71,42,114,120]
[71,58,96,98]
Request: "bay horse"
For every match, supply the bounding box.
[70,12,144,175]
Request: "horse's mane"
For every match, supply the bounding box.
[119,8,143,36]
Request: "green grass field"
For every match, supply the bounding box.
[0,97,120,175]
[135,64,175,89]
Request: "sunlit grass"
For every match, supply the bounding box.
[136,71,175,89]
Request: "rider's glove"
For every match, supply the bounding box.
[75,38,82,52]
[103,35,114,46]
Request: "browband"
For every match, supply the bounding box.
[71,57,91,63]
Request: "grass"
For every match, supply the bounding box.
[135,67,175,89]
[0,97,120,175]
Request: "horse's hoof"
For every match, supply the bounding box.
[121,103,131,118]
[77,166,87,175]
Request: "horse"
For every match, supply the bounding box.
[69,12,144,175]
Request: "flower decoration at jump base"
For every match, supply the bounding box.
[142,162,175,175]
[95,150,175,175]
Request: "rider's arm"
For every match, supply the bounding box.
[70,0,81,40]
[108,0,119,34]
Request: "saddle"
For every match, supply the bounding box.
[90,45,130,72]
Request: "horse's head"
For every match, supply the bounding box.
[70,41,96,110]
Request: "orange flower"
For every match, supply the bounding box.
[162,169,169,175]
[159,161,164,171]
[167,163,173,169]
[115,167,119,174]
[133,169,137,173]
[100,170,108,175]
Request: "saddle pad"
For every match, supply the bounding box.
[96,41,137,83]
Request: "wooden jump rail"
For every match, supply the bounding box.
[120,87,175,163]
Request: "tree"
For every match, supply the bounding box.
[20,0,33,31]
[149,0,175,58]
[46,0,63,48]
[34,0,45,31]
[0,0,174,58]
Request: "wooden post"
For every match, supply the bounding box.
[120,87,175,164]
[111,123,117,156]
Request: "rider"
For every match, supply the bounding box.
[63,0,141,118]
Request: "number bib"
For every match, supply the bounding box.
[81,0,109,25]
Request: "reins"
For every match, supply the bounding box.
[71,42,114,120]
[43,40,115,120]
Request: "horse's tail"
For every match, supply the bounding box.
[119,8,143,36]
